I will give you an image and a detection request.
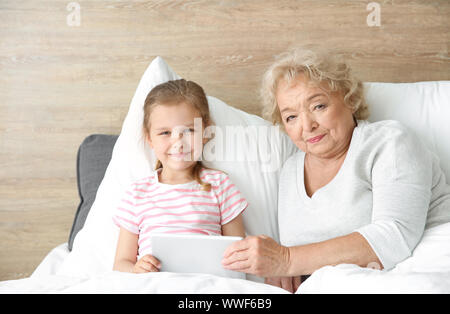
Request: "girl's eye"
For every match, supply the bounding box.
[183,128,195,134]
[285,115,296,123]
[159,131,170,136]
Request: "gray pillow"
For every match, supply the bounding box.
[68,134,118,251]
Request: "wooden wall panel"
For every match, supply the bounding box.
[0,0,449,280]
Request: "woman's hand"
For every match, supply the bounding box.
[265,276,302,293]
[133,254,161,273]
[221,235,291,277]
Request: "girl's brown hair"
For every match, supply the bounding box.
[143,79,212,191]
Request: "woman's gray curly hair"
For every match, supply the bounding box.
[260,47,369,126]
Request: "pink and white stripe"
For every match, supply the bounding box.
[113,168,248,258]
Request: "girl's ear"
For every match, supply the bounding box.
[202,119,215,145]
[144,130,153,148]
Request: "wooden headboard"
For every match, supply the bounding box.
[0,0,449,280]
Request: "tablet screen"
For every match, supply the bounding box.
[151,234,245,279]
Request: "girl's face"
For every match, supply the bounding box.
[146,101,206,173]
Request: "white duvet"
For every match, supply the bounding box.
[0,271,287,294]
[1,267,448,294]
[2,221,450,294]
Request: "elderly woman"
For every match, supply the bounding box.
[221,47,450,292]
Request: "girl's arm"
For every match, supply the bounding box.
[221,214,246,238]
[113,227,139,272]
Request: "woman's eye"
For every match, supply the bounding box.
[314,104,327,110]
[286,115,296,122]
[159,131,170,136]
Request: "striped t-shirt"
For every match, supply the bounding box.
[113,167,248,258]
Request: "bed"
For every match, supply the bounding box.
[1,57,449,294]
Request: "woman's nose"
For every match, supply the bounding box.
[300,114,318,132]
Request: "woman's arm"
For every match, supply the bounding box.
[354,123,432,270]
[222,232,381,277]
[285,232,382,276]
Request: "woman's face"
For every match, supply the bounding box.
[146,101,205,172]
[276,74,356,159]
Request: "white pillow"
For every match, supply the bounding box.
[365,81,450,183]
[57,57,298,280]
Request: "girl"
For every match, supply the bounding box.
[113,79,247,273]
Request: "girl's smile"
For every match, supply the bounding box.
[168,151,191,161]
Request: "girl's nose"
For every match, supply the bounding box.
[170,129,185,144]
[170,138,183,149]
[170,134,189,152]
[171,129,182,139]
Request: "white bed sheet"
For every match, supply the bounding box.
[299,221,450,293]
[2,222,450,294]
[30,243,69,278]
[298,265,450,293]
[3,270,288,294]
[3,242,288,293]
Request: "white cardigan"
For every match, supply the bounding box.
[278,120,450,270]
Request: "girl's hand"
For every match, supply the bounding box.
[133,254,161,273]
[265,276,302,293]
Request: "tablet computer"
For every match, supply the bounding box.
[151,234,246,279]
